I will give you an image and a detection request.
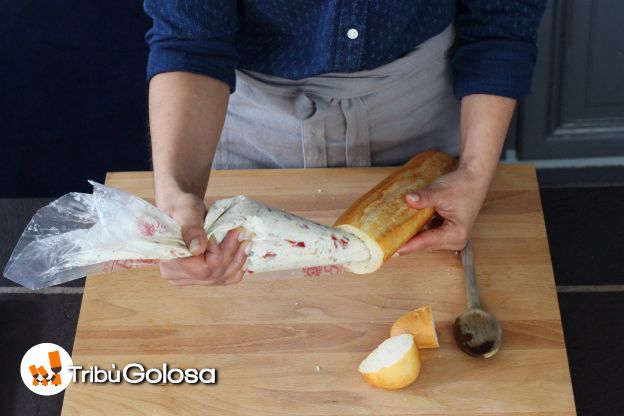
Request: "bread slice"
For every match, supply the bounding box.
[390,304,440,349]
[335,151,457,273]
[358,334,421,390]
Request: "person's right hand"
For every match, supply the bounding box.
[158,192,249,286]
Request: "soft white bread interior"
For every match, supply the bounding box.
[334,224,385,273]
[358,334,415,374]
[358,334,421,390]
[335,151,457,273]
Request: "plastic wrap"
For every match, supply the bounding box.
[3,182,371,289]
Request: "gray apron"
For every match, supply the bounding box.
[213,24,459,169]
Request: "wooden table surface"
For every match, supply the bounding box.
[62,165,576,416]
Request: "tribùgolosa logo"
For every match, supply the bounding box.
[20,343,73,396]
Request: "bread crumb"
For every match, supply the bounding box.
[294,302,299,306]
[316,188,323,193]
[315,365,321,372]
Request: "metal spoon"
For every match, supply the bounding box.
[453,240,502,358]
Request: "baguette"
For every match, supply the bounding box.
[334,151,457,273]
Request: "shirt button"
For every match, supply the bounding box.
[347,28,359,40]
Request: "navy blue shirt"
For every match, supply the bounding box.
[144,1,545,100]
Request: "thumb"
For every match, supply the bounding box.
[181,225,208,255]
[405,187,437,209]
[171,197,208,255]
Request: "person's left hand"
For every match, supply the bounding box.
[396,166,491,254]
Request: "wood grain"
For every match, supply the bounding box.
[62,165,575,415]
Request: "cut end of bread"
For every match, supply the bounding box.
[358,334,420,390]
[335,224,384,274]
[390,305,439,349]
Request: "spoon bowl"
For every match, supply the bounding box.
[453,307,502,358]
[453,240,503,359]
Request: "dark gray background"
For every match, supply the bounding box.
[508,0,624,159]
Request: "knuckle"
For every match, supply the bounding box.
[226,243,242,257]
[214,247,225,260]
[204,254,222,270]
[205,239,219,255]
[208,265,226,281]
[231,253,246,269]
[198,267,214,280]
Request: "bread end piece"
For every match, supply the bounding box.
[335,151,457,274]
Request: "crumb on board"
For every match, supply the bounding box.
[315,365,321,372]
[316,188,323,193]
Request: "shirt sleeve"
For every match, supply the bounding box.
[143,0,240,92]
[451,0,547,100]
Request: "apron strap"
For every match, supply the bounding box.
[341,98,371,167]
[295,93,328,168]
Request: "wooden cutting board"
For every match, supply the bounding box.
[61,165,576,416]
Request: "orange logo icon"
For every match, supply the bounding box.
[21,343,73,395]
[28,350,63,387]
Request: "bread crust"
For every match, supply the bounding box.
[335,151,457,273]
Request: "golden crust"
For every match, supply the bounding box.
[334,151,457,272]
[390,305,440,349]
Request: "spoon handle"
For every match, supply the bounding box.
[461,240,481,309]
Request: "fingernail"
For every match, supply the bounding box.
[406,193,420,203]
[237,229,247,242]
[189,238,200,253]
[392,252,401,258]
[244,242,252,256]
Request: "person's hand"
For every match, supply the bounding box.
[158,192,249,286]
[396,166,490,254]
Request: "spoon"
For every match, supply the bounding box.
[453,240,502,358]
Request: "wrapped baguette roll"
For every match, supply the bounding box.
[335,151,457,274]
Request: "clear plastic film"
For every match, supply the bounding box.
[3,182,371,289]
